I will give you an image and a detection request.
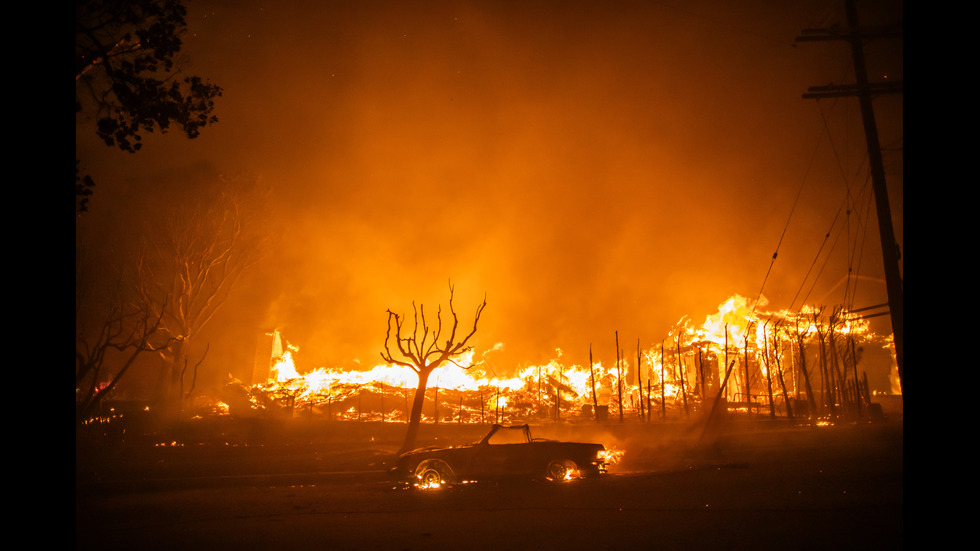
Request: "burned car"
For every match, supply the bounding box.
[393,424,607,487]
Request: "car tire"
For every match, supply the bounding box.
[415,459,456,487]
[545,459,573,481]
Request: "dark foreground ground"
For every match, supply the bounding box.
[76,408,902,551]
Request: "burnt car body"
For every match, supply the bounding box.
[393,424,607,487]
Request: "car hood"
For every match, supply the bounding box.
[400,443,477,457]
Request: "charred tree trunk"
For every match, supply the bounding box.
[180,342,208,402]
[403,369,432,452]
[382,284,487,455]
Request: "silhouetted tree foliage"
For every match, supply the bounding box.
[75,0,222,213]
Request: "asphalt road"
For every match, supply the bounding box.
[76,421,902,550]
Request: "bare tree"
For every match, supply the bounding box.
[381,283,487,454]
[139,177,263,410]
[75,290,172,423]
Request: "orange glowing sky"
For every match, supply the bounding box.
[75,0,902,388]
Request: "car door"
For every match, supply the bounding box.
[471,427,534,477]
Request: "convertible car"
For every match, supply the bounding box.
[392,424,608,487]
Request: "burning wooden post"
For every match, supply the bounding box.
[537,364,542,405]
[589,344,599,423]
[724,325,729,403]
[861,371,871,409]
[696,346,706,410]
[660,340,666,422]
[762,321,776,418]
[646,378,652,422]
[794,318,817,418]
[676,333,689,418]
[495,386,500,423]
[559,363,564,422]
[849,336,863,418]
[829,307,856,416]
[744,323,753,414]
[828,307,846,413]
[616,331,624,423]
[636,340,645,422]
[813,310,837,418]
[772,324,793,419]
[701,358,739,441]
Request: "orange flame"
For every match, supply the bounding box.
[245,293,896,420]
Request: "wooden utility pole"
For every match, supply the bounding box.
[797,0,903,393]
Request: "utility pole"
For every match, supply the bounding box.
[797,0,903,393]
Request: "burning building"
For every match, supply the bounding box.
[240,293,898,425]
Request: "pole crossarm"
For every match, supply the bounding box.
[796,0,903,393]
[796,25,902,42]
[803,81,903,99]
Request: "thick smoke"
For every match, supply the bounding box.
[76,0,901,394]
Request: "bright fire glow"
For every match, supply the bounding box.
[244,293,896,422]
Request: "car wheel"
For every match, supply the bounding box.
[545,459,572,481]
[415,459,456,488]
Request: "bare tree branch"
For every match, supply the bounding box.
[380,282,487,453]
[76,292,175,423]
[137,177,264,409]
